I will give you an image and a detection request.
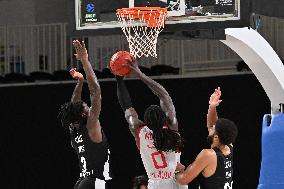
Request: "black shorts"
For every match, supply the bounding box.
[74,175,108,189]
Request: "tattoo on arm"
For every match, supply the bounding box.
[82,60,101,117]
[116,76,133,111]
[116,76,143,143]
[71,79,84,102]
[138,72,178,130]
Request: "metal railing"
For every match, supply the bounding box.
[0,23,67,75]
[258,15,284,60]
[0,15,283,77]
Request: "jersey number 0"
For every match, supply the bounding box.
[151,151,168,169]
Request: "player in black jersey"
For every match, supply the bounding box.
[58,40,111,189]
[176,87,238,189]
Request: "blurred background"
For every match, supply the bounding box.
[0,0,283,188]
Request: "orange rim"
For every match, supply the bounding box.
[116,7,167,27]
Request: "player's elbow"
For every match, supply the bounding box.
[91,87,101,96]
[89,83,101,95]
[179,180,188,186]
[159,92,170,101]
[90,93,101,102]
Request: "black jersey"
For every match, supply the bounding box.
[70,124,111,180]
[200,145,233,189]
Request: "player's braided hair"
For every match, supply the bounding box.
[133,175,148,189]
[144,105,183,152]
[57,101,85,129]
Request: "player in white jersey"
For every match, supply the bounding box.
[115,56,188,189]
[139,125,187,189]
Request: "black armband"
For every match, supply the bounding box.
[116,76,133,111]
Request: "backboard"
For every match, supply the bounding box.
[72,0,250,35]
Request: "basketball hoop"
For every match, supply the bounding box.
[116,7,167,58]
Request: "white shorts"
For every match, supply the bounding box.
[95,178,106,189]
[148,178,188,189]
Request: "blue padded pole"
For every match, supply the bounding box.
[258,114,284,189]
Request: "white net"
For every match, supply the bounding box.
[117,8,167,58]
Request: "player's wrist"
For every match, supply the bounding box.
[209,104,217,109]
[80,55,89,63]
[136,69,144,76]
[78,77,84,81]
[80,57,89,63]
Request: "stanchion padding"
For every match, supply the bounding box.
[258,114,284,189]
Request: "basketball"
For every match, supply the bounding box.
[109,51,132,76]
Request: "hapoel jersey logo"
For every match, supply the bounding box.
[145,131,153,141]
[224,181,233,189]
[150,170,173,179]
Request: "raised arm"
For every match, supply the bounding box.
[116,76,144,145]
[127,58,178,131]
[207,87,222,133]
[73,40,102,143]
[176,149,213,185]
[70,68,84,103]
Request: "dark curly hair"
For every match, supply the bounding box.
[215,118,238,145]
[133,175,148,189]
[144,105,183,152]
[57,101,86,129]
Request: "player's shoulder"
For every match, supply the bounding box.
[138,125,147,135]
[140,125,150,131]
[193,149,216,166]
[139,126,154,142]
[199,149,216,159]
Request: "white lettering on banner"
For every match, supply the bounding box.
[216,0,233,6]
[224,181,233,189]
[75,135,83,143]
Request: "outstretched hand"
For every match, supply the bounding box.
[176,162,185,172]
[209,87,222,107]
[73,40,88,62]
[70,68,84,80]
[123,54,141,76]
